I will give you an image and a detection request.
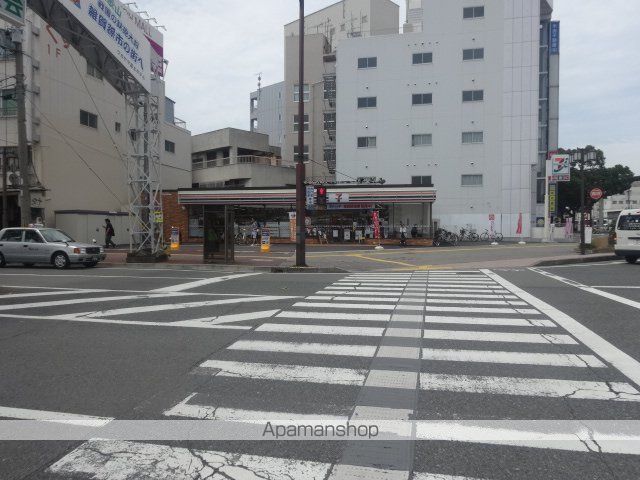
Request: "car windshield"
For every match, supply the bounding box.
[40,229,75,243]
[618,215,640,231]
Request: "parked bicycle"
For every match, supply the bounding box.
[458,227,479,242]
[433,228,459,247]
[479,229,503,242]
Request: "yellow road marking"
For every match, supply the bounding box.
[348,254,417,268]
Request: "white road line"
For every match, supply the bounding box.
[164,394,348,421]
[318,291,407,297]
[0,289,108,299]
[427,293,518,299]
[428,280,496,284]
[151,273,262,293]
[425,306,540,315]
[423,316,555,328]
[422,349,606,368]
[427,299,528,306]
[325,286,405,292]
[258,323,385,337]
[592,286,640,289]
[276,311,390,322]
[530,267,640,311]
[199,360,366,386]
[413,473,489,480]
[415,422,640,456]
[81,296,296,318]
[484,269,640,391]
[306,296,400,303]
[427,289,511,294]
[228,340,377,357]
[0,293,188,312]
[292,302,396,311]
[423,330,577,344]
[422,284,500,290]
[419,373,640,401]
[48,440,332,479]
[0,406,113,427]
[0,313,252,330]
[170,310,279,327]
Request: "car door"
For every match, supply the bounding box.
[0,229,25,263]
[22,230,49,264]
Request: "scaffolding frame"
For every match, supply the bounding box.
[125,83,163,255]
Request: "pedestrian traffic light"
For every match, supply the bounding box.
[316,186,327,207]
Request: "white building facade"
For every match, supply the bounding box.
[250,81,284,149]
[336,0,559,237]
[0,8,191,229]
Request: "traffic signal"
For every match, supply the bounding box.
[316,186,327,207]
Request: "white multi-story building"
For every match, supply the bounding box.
[0,8,191,230]
[593,180,640,225]
[250,81,284,149]
[336,0,559,237]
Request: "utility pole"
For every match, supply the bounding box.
[295,0,306,267]
[2,152,7,229]
[579,161,586,256]
[14,31,30,227]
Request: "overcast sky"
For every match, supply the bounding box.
[136,0,640,173]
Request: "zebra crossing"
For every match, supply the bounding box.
[40,270,640,479]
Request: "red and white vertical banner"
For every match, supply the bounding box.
[516,213,523,236]
[288,212,296,242]
[489,214,496,236]
[372,211,380,239]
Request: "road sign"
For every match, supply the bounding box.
[550,155,571,182]
[590,188,604,201]
[0,0,25,26]
[305,185,315,207]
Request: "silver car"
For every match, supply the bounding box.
[0,228,107,269]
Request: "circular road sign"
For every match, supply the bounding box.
[590,188,604,201]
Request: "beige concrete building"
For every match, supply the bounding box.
[0,9,191,230]
[191,128,293,189]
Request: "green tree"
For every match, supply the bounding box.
[556,146,634,213]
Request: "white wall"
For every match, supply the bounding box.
[336,0,543,237]
[250,82,284,148]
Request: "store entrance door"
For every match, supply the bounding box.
[203,205,235,264]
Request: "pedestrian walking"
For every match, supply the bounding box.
[399,223,407,247]
[104,219,116,248]
[250,219,258,246]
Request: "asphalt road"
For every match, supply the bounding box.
[0,262,639,479]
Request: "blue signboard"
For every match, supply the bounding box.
[550,21,560,55]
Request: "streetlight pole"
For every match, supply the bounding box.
[579,159,585,256]
[295,0,306,267]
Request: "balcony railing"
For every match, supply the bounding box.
[192,155,289,171]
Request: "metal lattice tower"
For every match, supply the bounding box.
[125,82,163,255]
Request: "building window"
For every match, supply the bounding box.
[357,96,377,108]
[293,114,309,132]
[411,134,432,147]
[250,118,258,131]
[324,77,336,100]
[462,131,484,144]
[357,136,377,148]
[357,57,377,69]
[463,6,485,19]
[324,148,336,173]
[412,93,432,105]
[294,84,310,102]
[324,112,336,131]
[412,176,432,186]
[87,63,103,80]
[250,97,257,110]
[462,89,484,102]
[294,145,310,161]
[461,174,483,186]
[412,52,433,65]
[463,48,484,60]
[0,89,17,117]
[80,109,98,129]
[536,178,545,204]
[115,122,121,133]
[165,140,176,153]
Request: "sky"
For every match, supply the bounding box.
[135,0,640,174]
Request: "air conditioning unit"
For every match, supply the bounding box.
[9,172,21,187]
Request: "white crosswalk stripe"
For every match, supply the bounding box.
[41,269,640,479]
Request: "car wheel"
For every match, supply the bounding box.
[83,262,98,268]
[0,253,5,267]
[52,252,70,269]
[625,256,638,264]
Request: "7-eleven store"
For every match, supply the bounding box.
[174,184,437,245]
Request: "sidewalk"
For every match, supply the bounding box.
[100,242,618,272]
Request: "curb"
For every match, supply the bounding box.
[98,263,347,273]
[533,254,618,267]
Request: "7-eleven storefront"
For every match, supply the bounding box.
[175,185,437,245]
